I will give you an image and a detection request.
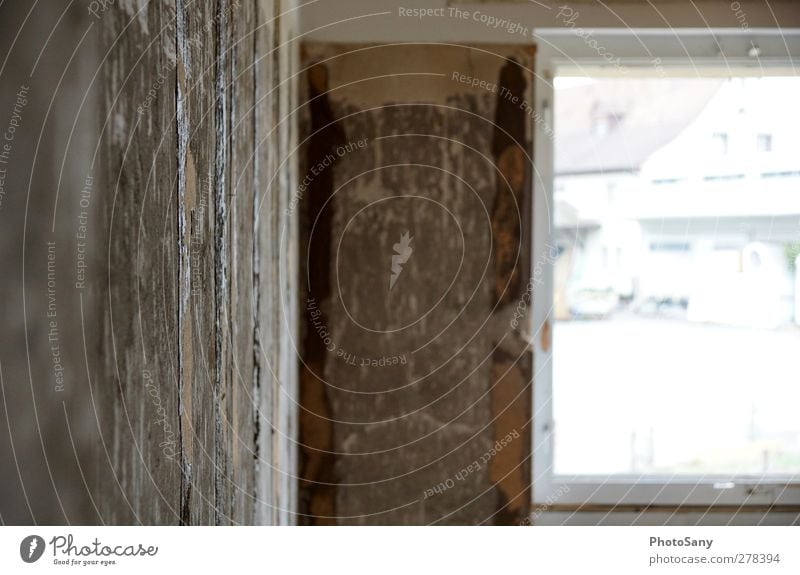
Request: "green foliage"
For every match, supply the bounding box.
[786,242,800,272]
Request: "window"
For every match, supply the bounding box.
[762,170,800,179]
[703,174,745,182]
[649,242,690,252]
[757,133,773,152]
[533,32,800,512]
[712,132,729,155]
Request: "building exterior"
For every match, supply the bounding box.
[554,77,800,327]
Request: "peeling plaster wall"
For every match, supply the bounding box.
[97,0,299,525]
[298,43,535,525]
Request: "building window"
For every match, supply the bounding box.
[757,133,773,152]
[649,242,690,252]
[703,174,745,182]
[712,132,729,155]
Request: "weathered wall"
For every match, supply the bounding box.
[298,43,535,525]
[97,0,299,525]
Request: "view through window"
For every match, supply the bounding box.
[552,76,800,478]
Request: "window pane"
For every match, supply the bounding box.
[552,76,800,476]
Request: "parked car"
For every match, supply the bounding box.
[568,287,618,319]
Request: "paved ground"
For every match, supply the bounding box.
[552,318,800,476]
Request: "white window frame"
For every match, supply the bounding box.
[531,28,800,509]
